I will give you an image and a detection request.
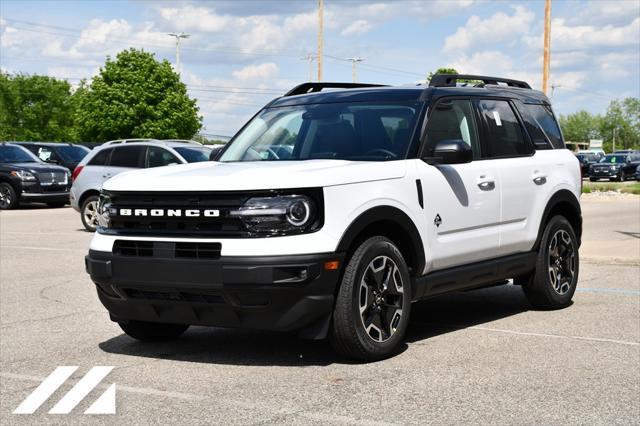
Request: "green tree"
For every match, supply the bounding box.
[558,110,602,143]
[427,67,459,81]
[0,73,79,141]
[600,97,640,150]
[76,48,202,142]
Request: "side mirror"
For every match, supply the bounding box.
[422,139,473,165]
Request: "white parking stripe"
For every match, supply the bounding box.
[469,326,639,346]
[48,366,113,414]
[12,366,78,414]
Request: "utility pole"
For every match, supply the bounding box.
[301,54,316,81]
[347,57,364,83]
[613,127,616,152]
[168,32,191,73]
[317,0,324,82]
[542,0,551,94]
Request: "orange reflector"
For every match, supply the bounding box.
[324,261,340,271]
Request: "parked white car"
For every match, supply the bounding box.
[71,139,212,231]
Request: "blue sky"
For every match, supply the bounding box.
[1,0,639,137]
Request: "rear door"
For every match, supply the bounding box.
[104,145,145,180]
[416,98,501,270]
[474,99,551,256]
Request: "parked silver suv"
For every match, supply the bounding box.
[71,139,213,231]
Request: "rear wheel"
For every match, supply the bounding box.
[0,183,17,210]
[329,236,411,361]
[118,320,189,341]
[521,215,579,310]
[81,195,99,232]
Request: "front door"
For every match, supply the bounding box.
[416,98,501,271]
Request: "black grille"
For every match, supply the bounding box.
[123,288,225,304]
[113,240,221,259]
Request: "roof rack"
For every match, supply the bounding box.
[103,138,161,146]
[284,82,388,97]
[429,74,531,89]
[161,139,203,145]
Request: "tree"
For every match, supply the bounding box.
[427,67,459,82]
[0,73,79,141]
[76,48,202,142]
[600,98,640,150]
[558,110,602,143]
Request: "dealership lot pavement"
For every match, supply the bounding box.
[1,195,638,425]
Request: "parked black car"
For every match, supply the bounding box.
[589,153,640,182]
[0,143,71,209]
[575,152,599,178]
[14,142,90,172]
[635,165,640,181]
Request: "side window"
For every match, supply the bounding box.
[524,104,564,149]
[88,148,112,166]
[147,146,180,168]
[515,102,552,150]
[476,99,533,158]
[37,147,57,162]
[109,146,145,168]
[424,99,480,159]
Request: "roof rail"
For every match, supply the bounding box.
[429,74,531,89]
[103,138,161,146]
[161,139,203,145]
[284,82,388,97]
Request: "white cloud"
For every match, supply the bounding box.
[158,6,230,32]
[232,62,279,81]
[570,0,640,26]
[443,6,534,52]
[341,20,372,36]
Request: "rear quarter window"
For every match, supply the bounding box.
[523,104,564,149]
[88,148,112,166]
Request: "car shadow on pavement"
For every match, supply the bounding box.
[98,284,530,367]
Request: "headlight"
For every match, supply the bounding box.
[10,170,36,181]
[97,193,112,229]
[230,195,317,235]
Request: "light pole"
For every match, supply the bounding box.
[317,0,323,81]
[347,57,364,83]
[168,32,191,73]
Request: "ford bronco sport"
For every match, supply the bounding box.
[86,75,582,361]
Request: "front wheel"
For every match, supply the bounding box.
[521,215,579,310]
[619,171,626,182]
[81,195,99,232]
[118,320,189,341]
[329,236,411,361]
[0,183,18,209]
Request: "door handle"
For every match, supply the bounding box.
[533,174,547,185]
[477,175,495,191]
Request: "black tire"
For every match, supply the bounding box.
[47,202,67,208]
[521,215,579,310]
[329,236,412,362]
[619,171,626,182]
[0,182,18,210]
[589,178,597,182]
[80,195,99,232]
[118,320,189,341]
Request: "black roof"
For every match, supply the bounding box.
[269,79,549,108]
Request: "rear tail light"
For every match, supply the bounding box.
[72,165,84,182]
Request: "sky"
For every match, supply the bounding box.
[1,0,639,137]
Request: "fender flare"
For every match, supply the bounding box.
[534,189,582,249]
[336,206,426,274]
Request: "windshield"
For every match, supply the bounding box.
[0,145,41,163]
[577,154,596,162]
[55,145,90,162]
[599,155,627,164]
[219,101,420,162]
[173,146,212,163]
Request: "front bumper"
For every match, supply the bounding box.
[20,191,70,203]
[86,249,344,339]
[589,169,620,179]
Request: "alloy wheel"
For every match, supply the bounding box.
[358,255,404,343]
[548,229,575,295]
[0,185,12,209]
[83,200,99,228]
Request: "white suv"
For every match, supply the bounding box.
[71,139,213,231]
[85,75,582,361]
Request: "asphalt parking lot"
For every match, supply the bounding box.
[1,194,638,425]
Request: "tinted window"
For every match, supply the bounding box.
[477,99,533,158]
[147,146,180,168]
[517,103,551,149]
[599,155,628,164]
[219,101,419,162]
[173,147,212,163]
[36,146,59,162]
[88,148,112,166]
[0,145,40,163]
[110,146,144,168]
[424,99,480,159]
[56,145,89,162]
[525,104,564,149]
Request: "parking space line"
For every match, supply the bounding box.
[576,287,640,296]
[0,245,86,252]
[469,326,639,346]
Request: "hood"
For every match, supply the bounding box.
[1,161,69,174]
[103,160,406,192]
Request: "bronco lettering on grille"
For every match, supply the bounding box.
[117,208,220,217]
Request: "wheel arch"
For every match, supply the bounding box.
[534,189,582,249]
[336,206,426,276]
[79,189,100,208]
